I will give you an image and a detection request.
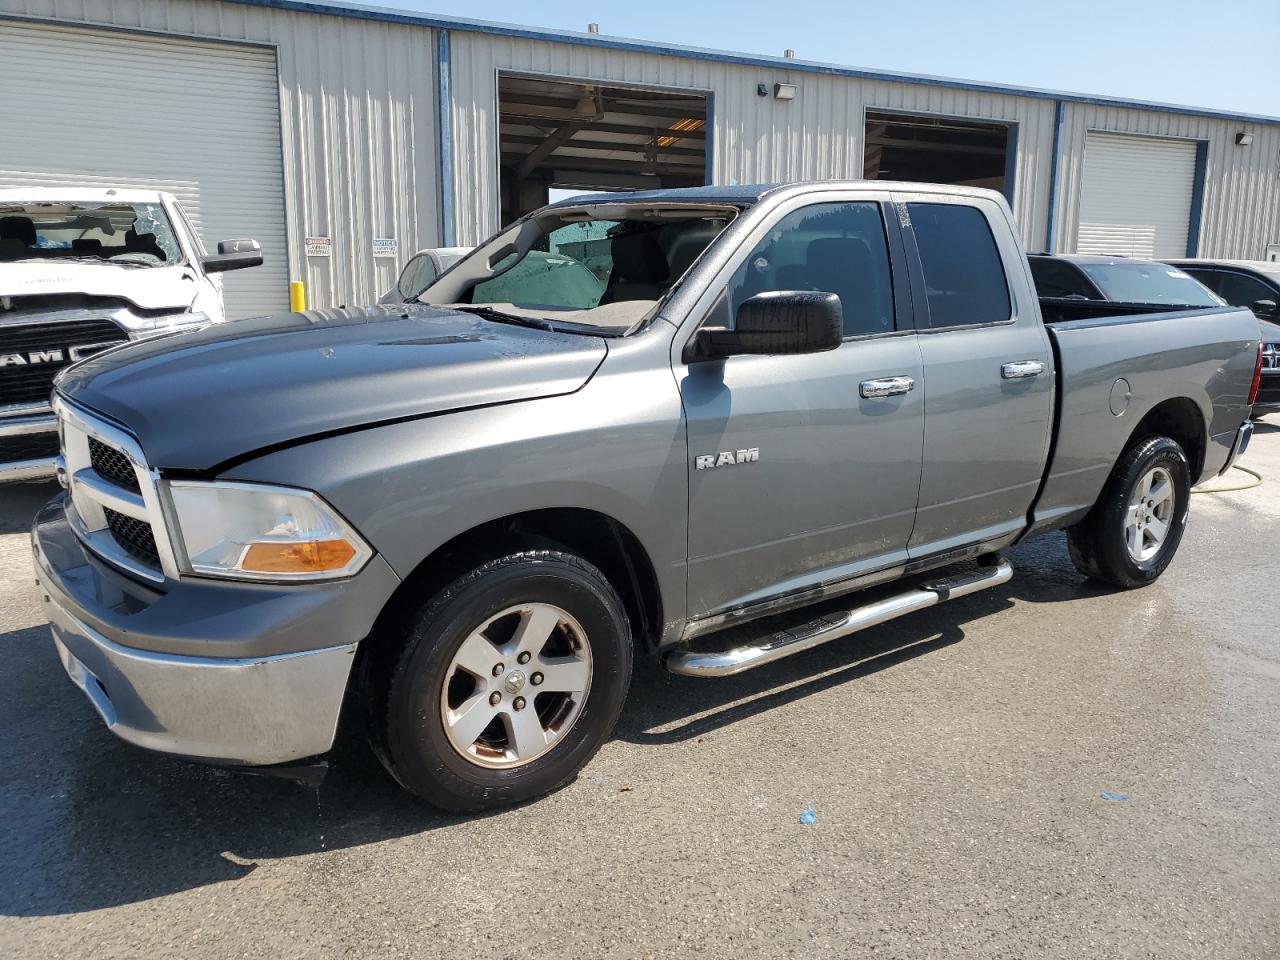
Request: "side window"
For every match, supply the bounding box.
[1029,257,1099,299]
[908,203,1011,328]
[1216,271,1277,307]
[398,254,438,300]
[727,202,895,337]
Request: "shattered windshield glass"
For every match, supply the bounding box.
[0,201,183,267]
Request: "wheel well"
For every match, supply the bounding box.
[1125,397,1206,478]
[374,508,663,651]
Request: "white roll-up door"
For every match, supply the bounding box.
[1075,133,1199,259]
[0,21,288,320]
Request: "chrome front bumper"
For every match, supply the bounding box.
[0,406,57,481]
[46,598,357,765]
[31,494,399,766]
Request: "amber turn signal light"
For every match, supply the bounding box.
[241,539,358,574]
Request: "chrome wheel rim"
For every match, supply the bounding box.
[1124,466,1175,562]
[440,602,593,769]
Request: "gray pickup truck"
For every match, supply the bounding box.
[31,182,1260,811]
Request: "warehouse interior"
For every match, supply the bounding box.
[497,74,709,223]
[863,111,1012,195]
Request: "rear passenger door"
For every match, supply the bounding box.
[895,194,1055,559]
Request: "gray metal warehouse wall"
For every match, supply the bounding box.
[0,0,442,310]
[1054,102,1280,259]
[446,30,1058,251]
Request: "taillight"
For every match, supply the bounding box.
[1248,342,1264,407]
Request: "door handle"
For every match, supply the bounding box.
[1001,360,1046,379]
[859,376,915,398]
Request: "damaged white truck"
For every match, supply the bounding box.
[0,188,261,480]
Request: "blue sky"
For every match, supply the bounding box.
[390,0,1279,117]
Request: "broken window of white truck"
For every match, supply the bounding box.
[424,206,735,334]
[0,201,182,267]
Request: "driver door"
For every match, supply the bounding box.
[675,193,926,621]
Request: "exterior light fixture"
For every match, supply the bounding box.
[1236,132,1254,146]
[774,83,797,101]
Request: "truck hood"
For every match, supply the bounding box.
[0,261,197,311]
[57,304,608,471]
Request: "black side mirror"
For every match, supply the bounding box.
[203,238,263,273]
[1252,299,1278,317]
[690,291,843,361]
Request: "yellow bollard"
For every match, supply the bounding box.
[289,280,306,312]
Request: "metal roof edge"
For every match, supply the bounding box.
[230,0,1280,126]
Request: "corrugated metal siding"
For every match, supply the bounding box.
[1055,103,1280,259]
[0,0,441,310]
[447,32,1057,251]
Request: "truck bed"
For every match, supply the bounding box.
[1028,302,1259,536]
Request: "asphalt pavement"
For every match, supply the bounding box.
[1,427,1277,959]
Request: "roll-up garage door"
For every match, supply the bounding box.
[0,21,288,320]
[1075,132,1199,259]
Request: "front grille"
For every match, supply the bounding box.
[0,431,59,463]
[89,436,140,492]
[0,318,126,407]
[60,400,171,582]
[1255,374,1280,406]
[104,507,161,568]
[1263,343,1279,371]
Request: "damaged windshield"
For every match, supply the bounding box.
[0,200,182,267]
[421,204,737,334]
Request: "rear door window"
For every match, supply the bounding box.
[908,203,1011,328]
[727,201,896,337]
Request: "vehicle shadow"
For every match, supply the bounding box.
[0,532,1095,918]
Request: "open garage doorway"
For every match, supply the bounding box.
[864,111,1013,197]
[498,74,709,224]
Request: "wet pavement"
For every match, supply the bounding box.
[1,427,1277,958]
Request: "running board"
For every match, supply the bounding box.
[665,558,1013,678]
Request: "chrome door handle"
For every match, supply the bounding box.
[1001,360,1046,379]
[859,376,915,398]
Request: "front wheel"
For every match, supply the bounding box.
[1066,436,1191,589]
[370,551,632,811]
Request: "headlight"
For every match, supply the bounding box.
[165,481,372,581]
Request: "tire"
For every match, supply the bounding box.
[370,550,632,811]
[1066,436,1191,589]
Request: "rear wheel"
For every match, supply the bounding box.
[370,550,632,811]
[1066,436,1191,589]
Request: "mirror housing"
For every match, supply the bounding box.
[1252,299,1278,317]
[202,238,263,274]
[690,291,843,361]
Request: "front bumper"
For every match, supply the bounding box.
[47,598,357,765]
[0,407,58,481]
[32,494,400,765]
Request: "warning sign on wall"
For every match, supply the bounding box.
[372,238,398,259]
[305,236,331,257]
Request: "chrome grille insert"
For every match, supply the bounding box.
[1262,342,1279,371]
[55,397,177,583]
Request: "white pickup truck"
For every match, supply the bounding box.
[0,188,261,480]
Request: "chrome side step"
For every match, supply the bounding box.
[665,558,1013,678]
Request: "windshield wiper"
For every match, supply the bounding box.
[453,305,554,331]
